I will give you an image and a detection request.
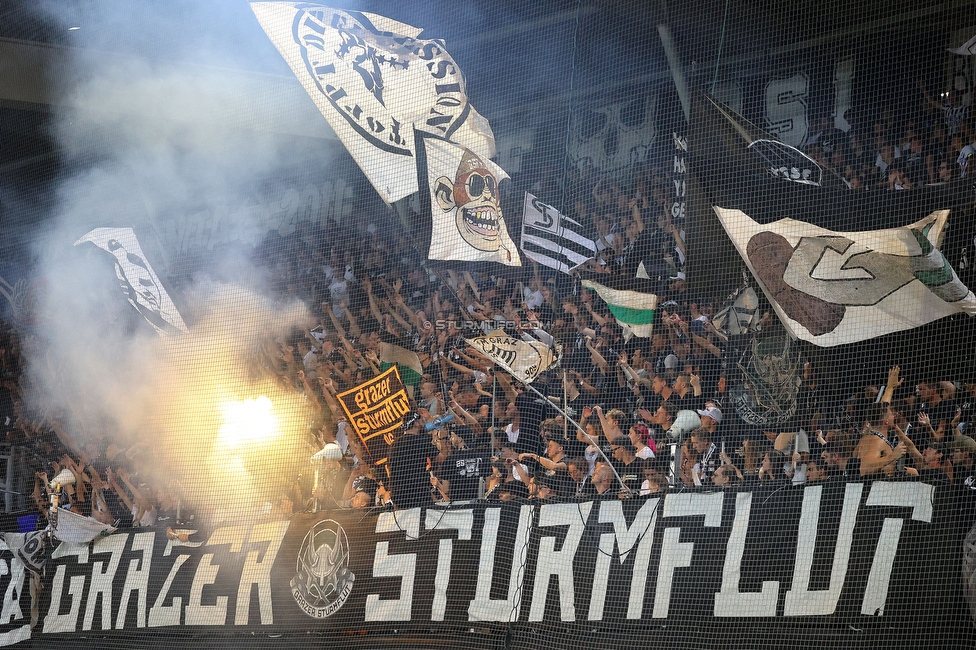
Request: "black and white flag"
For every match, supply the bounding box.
[520,193,596,274]
[251,3,495,203]
[75,227,188,337]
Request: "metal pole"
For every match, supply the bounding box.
[490,373,497,459]
[658,24,691,123]
[312,467,320,513]
[520,381,632,495]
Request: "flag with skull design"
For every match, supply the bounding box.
[419,135,521,266]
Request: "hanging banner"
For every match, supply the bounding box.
[250,2,495,203]
[336,365,410,465]
[419,136,521,266]
[671,132,687,222]
[18,482,971,649]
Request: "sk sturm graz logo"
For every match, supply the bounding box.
[292,6,469,155]
[291,519,356,618]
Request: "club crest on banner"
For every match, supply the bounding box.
[420,137,520,266]
[251,2,496,203]
[291,519,355,619]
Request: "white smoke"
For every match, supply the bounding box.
[27,0,338,523]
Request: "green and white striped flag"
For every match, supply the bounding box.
[582,279,658,338]
[379,343,424,387]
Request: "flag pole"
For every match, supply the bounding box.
[658,23,690,123]
[490,372,497,461]
[561,369,571,443]
[518,379,632,496]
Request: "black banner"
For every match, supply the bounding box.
[8,482,972,647]
[335,366,410,465]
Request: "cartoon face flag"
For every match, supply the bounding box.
[716,207,976,346]
[251,2,495,203]
[75,227,188,337]
[422,137,521,266]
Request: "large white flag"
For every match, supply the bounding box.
[716,207,976,346]
[75,227,188,337]
[421,137,520,266]
[251,3,495,203]
[520,193,596,273]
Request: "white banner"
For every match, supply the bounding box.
[422,138,520,266]
[251,3,495,203]
[75,227,188,337]
[716,207,976,346]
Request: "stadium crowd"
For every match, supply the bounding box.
[3,93,976,527]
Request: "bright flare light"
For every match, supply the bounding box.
[218,396,279,446]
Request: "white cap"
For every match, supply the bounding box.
[697,406,723,423]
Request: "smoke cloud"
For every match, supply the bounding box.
[27,0,338,523]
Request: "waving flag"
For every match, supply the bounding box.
[520,193,596,273]
[251,2,495,203]
[378,342,423,387]
[336,366,410,465]
[419,136,520,266]
[466,329,561,383]
[717,207,976,346]
[75,228,188,337]
[581,278,658,338]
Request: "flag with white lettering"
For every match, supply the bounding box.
[336,366,410,465]
[466,328,560,383]
[251,3,495,203]
[419,136,521,266]
[1,530,46,630]
[75,227,188,337]
[717,207,976,346]
[520,193,597,273]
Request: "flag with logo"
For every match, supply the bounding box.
[251,2,495,203]
[466,329,561,383]
[419,136,521,266]
[716,207,976,346]
[75,228,188,337]
[520,193,596,273]
[581,279,658,338]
